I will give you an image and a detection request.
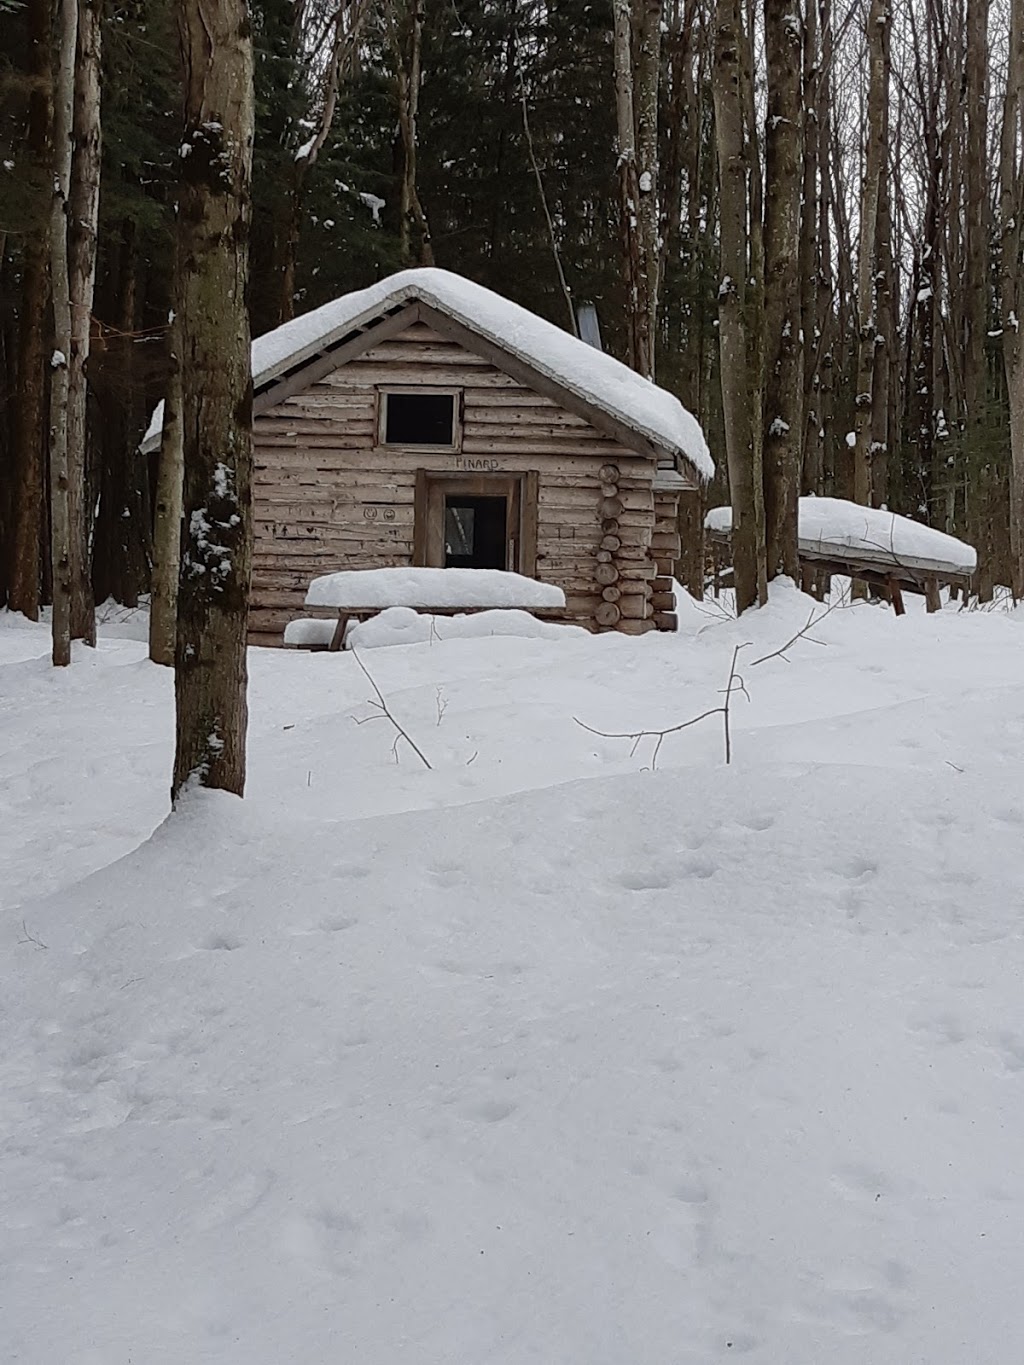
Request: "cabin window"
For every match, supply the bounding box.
[380,390,459,448]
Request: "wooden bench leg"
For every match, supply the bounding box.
[924,577,942,613]
[888,576,906,616]
[328,613,350,652]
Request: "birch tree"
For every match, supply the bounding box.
[390,0,434,265]
[613,0,662,378]
[172,0,255,800]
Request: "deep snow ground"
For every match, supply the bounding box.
[2,588,1024,1363]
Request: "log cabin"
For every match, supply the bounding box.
[143,268,713,645]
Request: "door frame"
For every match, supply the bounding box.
[414,470,539,575]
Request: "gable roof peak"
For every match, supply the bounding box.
[143,267,713,481]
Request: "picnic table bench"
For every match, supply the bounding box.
[284,567,567,651]
[704,498,976,615]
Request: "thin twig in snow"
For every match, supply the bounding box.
[18,920,48,950]
[350,647,433,770]
[749,602,837,666]
[575,644,751,769]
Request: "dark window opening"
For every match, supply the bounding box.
[444,495,508,569]
[384,392,456,446]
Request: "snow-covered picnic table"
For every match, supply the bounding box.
[705,496,977,612]
[286,567,567,650]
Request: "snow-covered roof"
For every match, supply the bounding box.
[705,497,977,576]
[142,268,713,479]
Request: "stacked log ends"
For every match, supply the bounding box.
[591,462,663,632]
[593,465,624,628]
[651,488,683,632]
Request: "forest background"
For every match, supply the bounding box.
[1,0,1023,627]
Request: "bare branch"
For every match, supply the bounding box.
[350,647,433,769]
[18,920,48,950]
[575,644,751,769]
[516,29,578,336]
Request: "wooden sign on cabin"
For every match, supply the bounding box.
[141,269,713,645]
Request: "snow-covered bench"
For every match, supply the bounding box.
[284,567,567,651]
[705,497,977,613]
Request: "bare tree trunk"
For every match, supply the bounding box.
[172,0,255,800]
[799,0,821,494]
[871,161,895,508]
[91,219,151,606]
[635,0,663,371]
[67,0,102,646]
[964,0,990,437]
[762,0,803,580]
[149,308,183,667]
[808,0,835,495]
[713,0,767,611]
[518,55,578,335]
[8,0,51,620]
[395,0,434,266]
[614,0,661,378]
[904,0,946,526]
[49,0,78,667]
[272,0,374,325]
[1001,0,1024,599]
[851,0,890,511]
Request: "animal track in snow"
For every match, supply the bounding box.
[332,861,373,880]
[831,1162,890,1201]
[319,915,357,933]
[194,1170,275,1231]
[738,812,775,832]
[428,862,467,888]
[833,856,878,881]
[615,857,717,891]
[995,1031,1024,1072]
[672,1181,709,1205]
[908,1011,968,1045]
[464,1099,517,1123]
[199,931,243,952]
[614,867,673,892]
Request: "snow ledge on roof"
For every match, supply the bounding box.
[141,268,713,480]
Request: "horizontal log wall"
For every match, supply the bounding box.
[251,320,660,643]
